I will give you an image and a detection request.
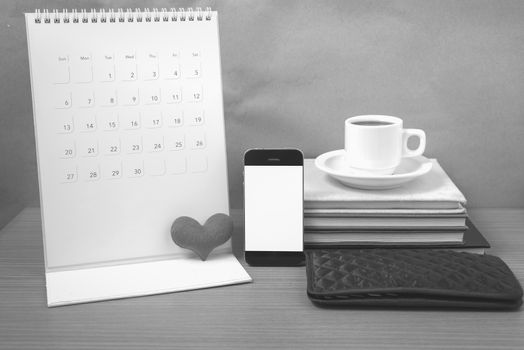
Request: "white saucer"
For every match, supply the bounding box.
[314,150,433,190]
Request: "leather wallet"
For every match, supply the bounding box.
[305,249,523,309]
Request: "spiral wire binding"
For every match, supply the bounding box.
[33,7,213,24]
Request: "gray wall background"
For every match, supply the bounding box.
[1,0,523,227]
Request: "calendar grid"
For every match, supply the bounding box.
[52,49,208,183]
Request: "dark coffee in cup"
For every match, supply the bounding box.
[352,121,393,126]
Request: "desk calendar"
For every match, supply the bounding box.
[25,8,251,306]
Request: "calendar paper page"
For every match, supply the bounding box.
[26,11,231,270]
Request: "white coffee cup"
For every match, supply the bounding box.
[344,115,426,175]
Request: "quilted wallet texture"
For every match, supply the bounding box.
[305,249,523,309]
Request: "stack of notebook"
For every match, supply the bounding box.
[304,159,490,253]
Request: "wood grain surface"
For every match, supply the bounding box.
[0,208,523,349]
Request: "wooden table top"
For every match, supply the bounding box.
[0,208,523,349]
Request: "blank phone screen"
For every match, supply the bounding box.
[244,165,303,252]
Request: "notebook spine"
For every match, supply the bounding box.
[33,7,213,24]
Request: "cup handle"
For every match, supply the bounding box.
[402,129,426,157]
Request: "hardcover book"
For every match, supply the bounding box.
[304,159,467,210]
[304,219,489,254]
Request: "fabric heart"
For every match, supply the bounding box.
[171,213,233,261]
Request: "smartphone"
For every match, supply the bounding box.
[244,148,304,266]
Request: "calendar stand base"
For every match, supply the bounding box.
[45,253,252,307]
